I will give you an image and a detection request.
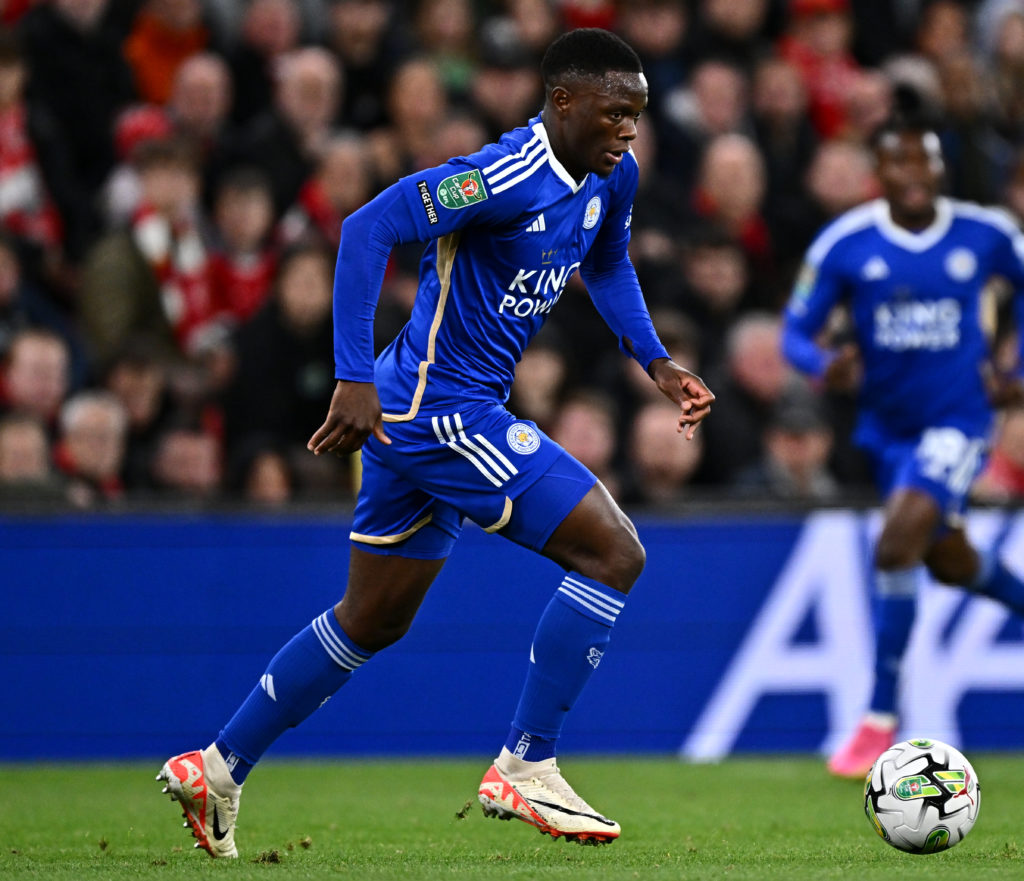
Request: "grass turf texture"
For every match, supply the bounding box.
[2,756,1023,880]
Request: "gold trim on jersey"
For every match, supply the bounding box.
[349,513,434,545]
[382,232,461,423]
[483,496,513,533]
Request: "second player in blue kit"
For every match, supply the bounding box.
[782,116,1024,778]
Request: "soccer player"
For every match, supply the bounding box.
[782,116,1024,779]
[158,29,714,857]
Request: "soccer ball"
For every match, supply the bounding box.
[864,738,980,854]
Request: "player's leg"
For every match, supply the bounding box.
[158,440,454,857]
[926,527,1024,615]
[479,459,642,843]
[158,548,445,857]
[829,487,938,778]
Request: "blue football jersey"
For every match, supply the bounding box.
[784,197,1024,444]
[337,115,656,421]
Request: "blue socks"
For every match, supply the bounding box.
[868,567,919,715]
[506,573,626,761]
[970,550,1024,616]
[216,609,372,784]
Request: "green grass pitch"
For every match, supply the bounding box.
[2,756,1023,880]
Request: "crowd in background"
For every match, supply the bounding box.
[0,0,1023,510]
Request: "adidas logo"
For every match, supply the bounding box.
[527,213,546,233]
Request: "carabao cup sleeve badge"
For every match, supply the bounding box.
[436,170,488,209]
[506,423,541,454]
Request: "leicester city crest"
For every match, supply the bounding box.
[506,422,540,455]
[583,196,602,229]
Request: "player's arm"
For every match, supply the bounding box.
[780,247,856,392]
[309,158,523,455]
[985,220,1024,408]
[580,161,713,438]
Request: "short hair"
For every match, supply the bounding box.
[541,28,641,89]
[59,391,128,438]
[870,86,940,148]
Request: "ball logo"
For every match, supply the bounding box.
[506,423,540,454]
[583,196,601,229]
[460,178,479,199]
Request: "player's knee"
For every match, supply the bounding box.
[875,532,921,571]
[337,609,414,652]
[593,531,646,593]
[926,554,976,587]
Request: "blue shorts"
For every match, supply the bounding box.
[863,426,990,525]
[350,403,597,559]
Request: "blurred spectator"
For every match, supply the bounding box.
[102,338,173,490]
[368,55,448,179]
[220,46,342,217]
[221,242,336,467]
[468,27,543,142]
[1004,147,1024,220]
[561,0,615,31]
[659,58,749,190]
[482,0,560,60]
[622,398,704,506]
[549,388,621,500]
[206,0,323,49]
[150,422,221,498]
[842,69,893,144]
[507,325,570,432]
[0,326,70,428]
[0,234,87,386]
[228,433,294,505]
[19,0,136,213]
[691,0,773,70]
[626,114,689,267]
[674,232,750,366]
[777,0,863,139]
[916,0,971,65]
[208,167,277,325]
[54,389,128,505]
[974,408,1024,502]
[689,133,776,303]
[278,133,373,250]
[698,311,800,485]
[415,110,487,170]
[0,410,65,501]
[122,0,210,105]
[224,0,301,127]
[101,103,174,226]
[325,0,404,132]
[937,50,1015,203]
[80,136,214,363]
[413,0,477,98]
[167,52,234,164]
[732,396,840,500]
[0,29,63,267]
[615,0,689,126]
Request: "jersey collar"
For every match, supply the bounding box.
[874,196,953,252]
[533,118,589,194]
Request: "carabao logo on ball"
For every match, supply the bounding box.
[507,423,540,455]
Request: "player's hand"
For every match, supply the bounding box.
[982,364,1024,409]
[649,358,715,440]
[307,380,391,456]
[823,343,862,393]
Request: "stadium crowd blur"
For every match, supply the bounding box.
[1,0,1023,510]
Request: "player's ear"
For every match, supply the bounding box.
[550,85,572,115]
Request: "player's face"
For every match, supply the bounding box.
[551,71,648,180]
[876,130,944,225]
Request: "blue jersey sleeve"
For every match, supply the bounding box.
[580,154,669,370]
[333,156,529,381]
[781,236,848,378]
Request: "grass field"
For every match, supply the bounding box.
[2,756,1023,880]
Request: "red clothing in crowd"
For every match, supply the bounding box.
[0,103,62,251]
[208,249,277,324]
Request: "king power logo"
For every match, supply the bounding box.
[681,509,1024,760]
